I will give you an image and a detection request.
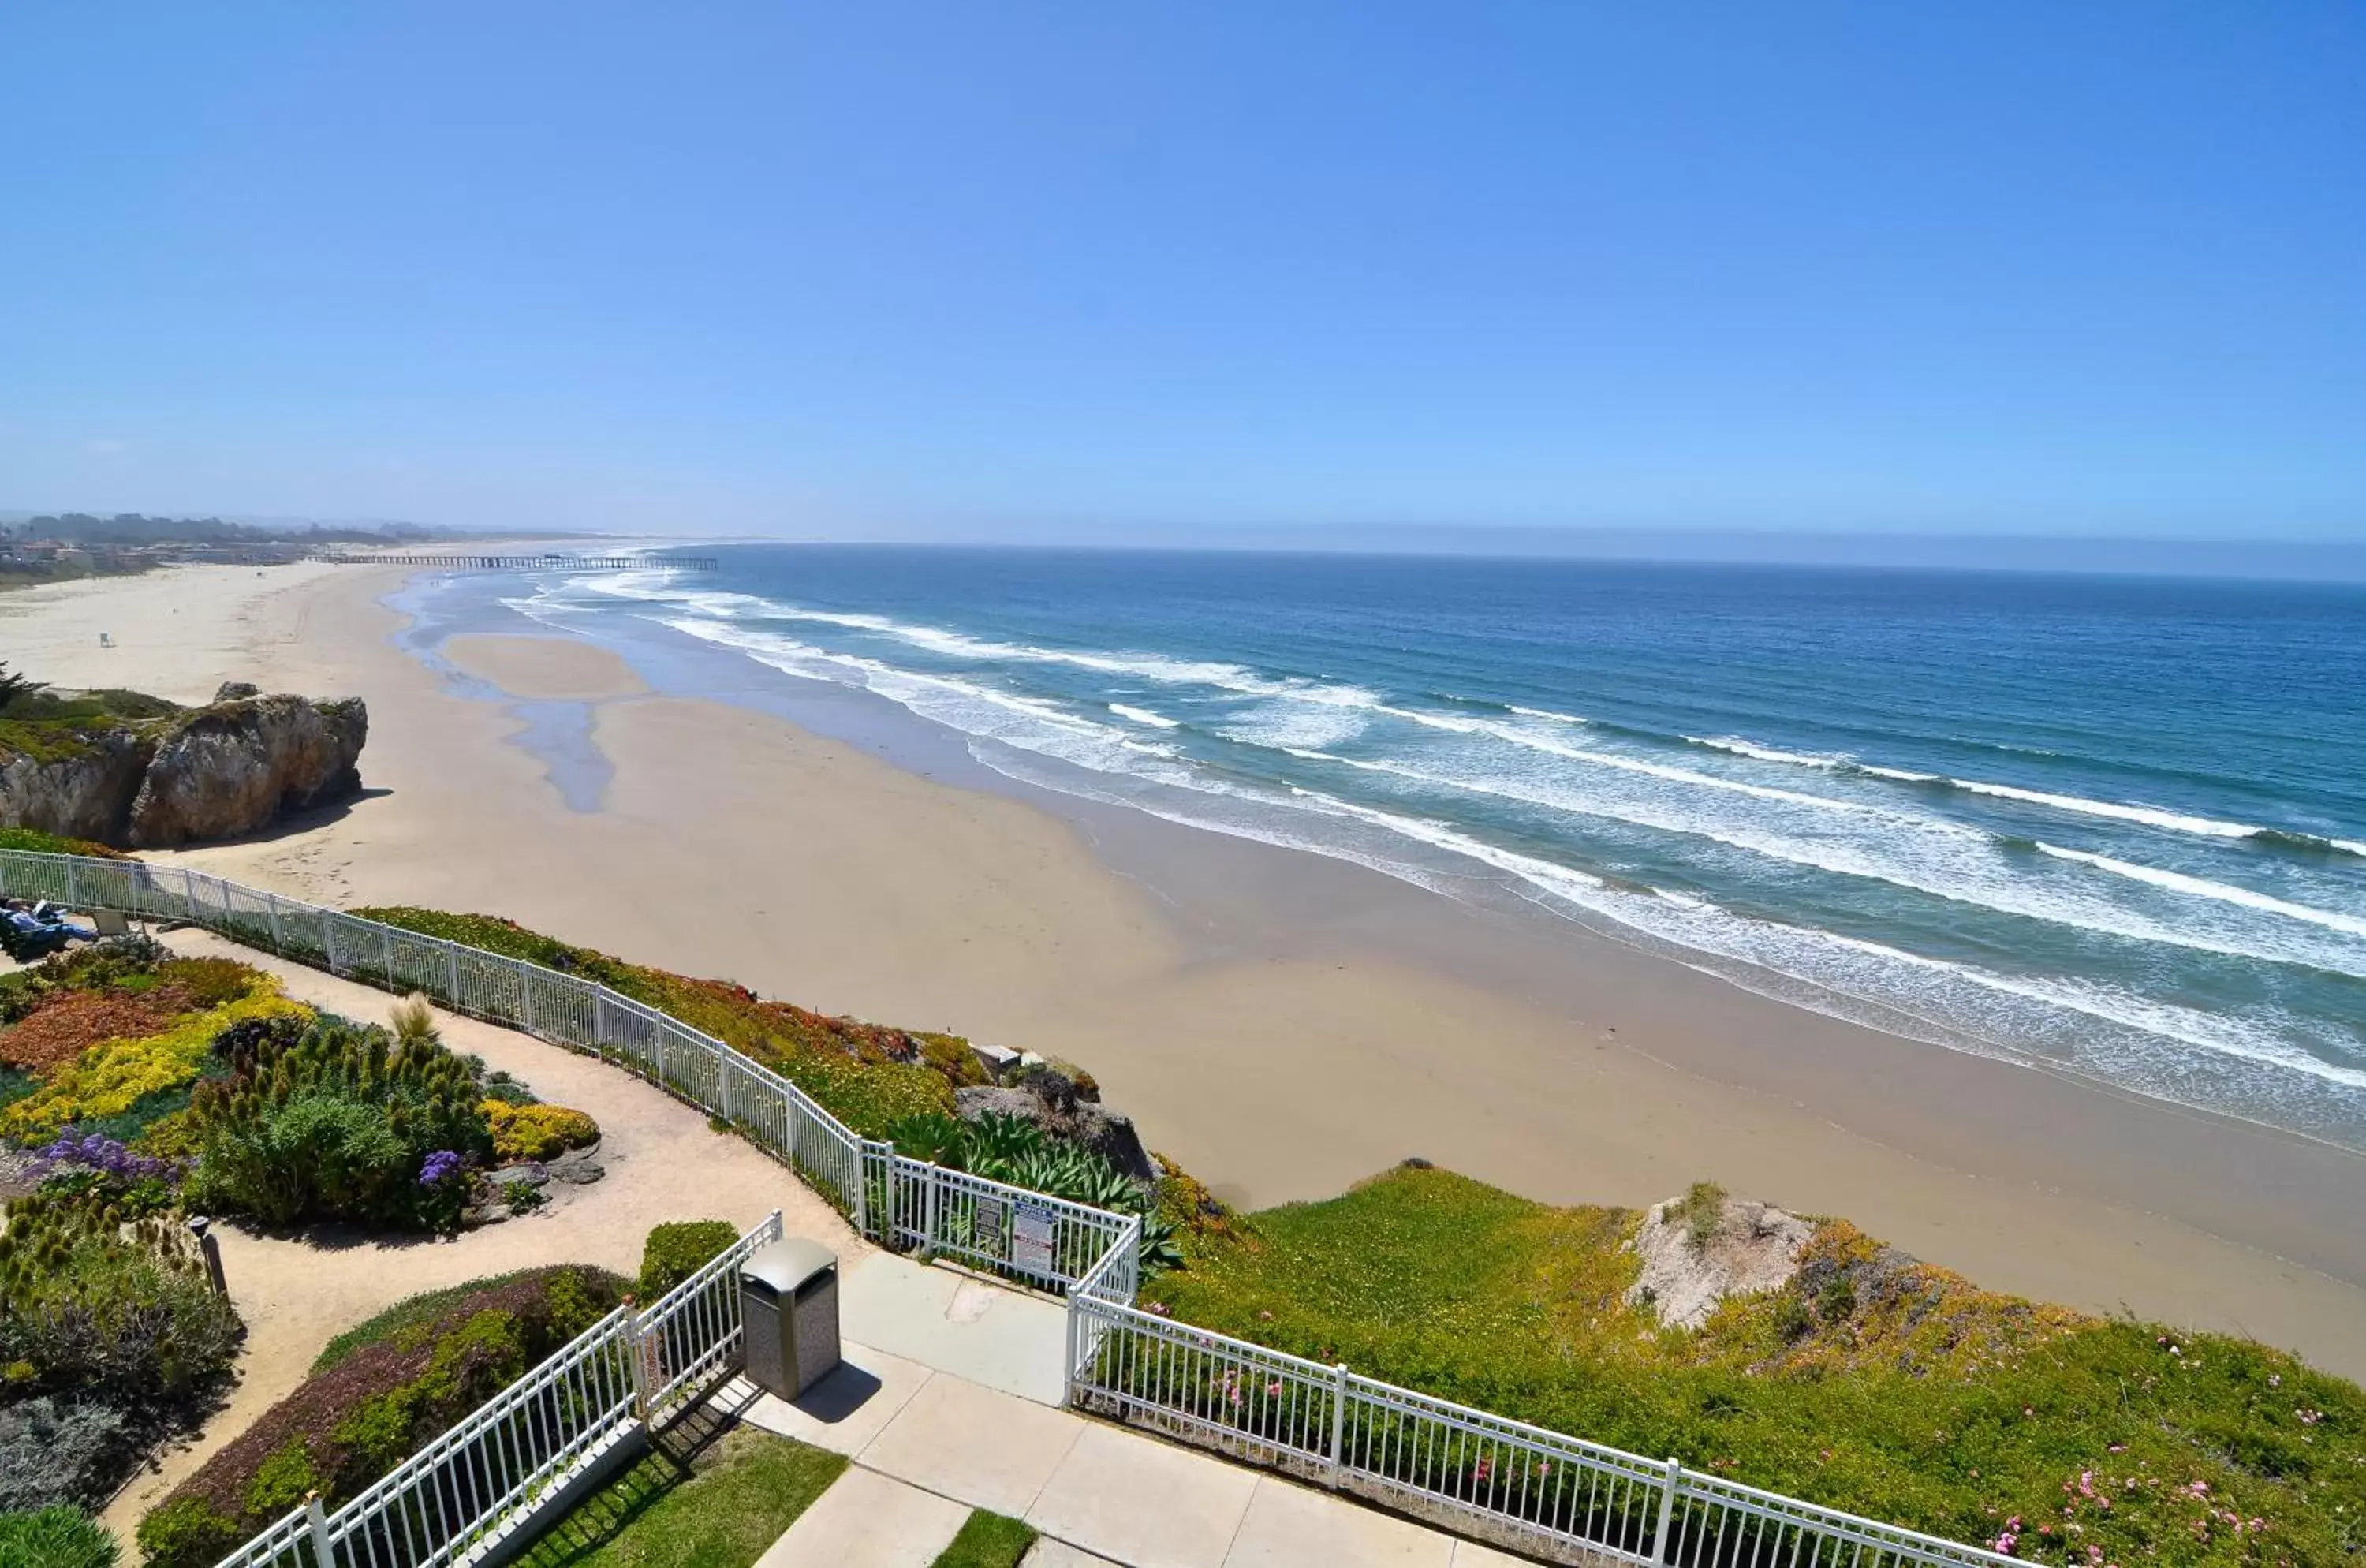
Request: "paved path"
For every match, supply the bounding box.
[62,931,1521,1562]
[737,1345,1532,1568]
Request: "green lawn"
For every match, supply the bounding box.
[514,1427,845,1568]
[1154,1165,2366,1566]
[930,1510,1037,1568]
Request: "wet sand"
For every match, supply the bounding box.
[9,562,2366,1379]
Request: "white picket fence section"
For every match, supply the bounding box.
[0,848,2006,1568]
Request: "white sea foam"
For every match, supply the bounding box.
[1689,736,1849,769]
[1935,778,2259,838]
[571,569,2366,1141]
[2036,843,2366,939]
[1289,746,2364,973]
[715,596,1381,706]
[1364,705,1936,823]
[1685,731,2366,859]
[1238,786,2366,1093]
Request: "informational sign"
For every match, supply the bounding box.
[1013,1201,1057,1274]
[975,1195,1007,1251]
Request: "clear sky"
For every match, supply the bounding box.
[3,3,2361,546]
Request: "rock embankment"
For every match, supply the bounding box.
[1626,1189,1815,1330]
[0,681,367,848]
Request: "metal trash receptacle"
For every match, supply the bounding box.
[740,1238,840,1399]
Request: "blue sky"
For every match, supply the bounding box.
[3,4,2360,546]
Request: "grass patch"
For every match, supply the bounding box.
[931,1510,1036,1568]
[514,1426,845,1568]
[0,1504,118,1568]
[1152,1165,2366,1564]
[1665,1178,1726,1253]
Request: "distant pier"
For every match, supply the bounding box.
[308,552,718,570]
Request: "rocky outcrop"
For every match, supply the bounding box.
[955,1081,1157,1185]
[0,682,368,849]
[126,686,368,847]
[1625,1193,1815,1331]
[0,730,153,842]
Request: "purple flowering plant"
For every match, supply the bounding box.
[34,1126,175,1184]
[418,1148,465,1187]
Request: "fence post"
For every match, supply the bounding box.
[381,927,397,987]
[1328,1364,1350,1487]
[1654,1455,1683,1564]
[921,1163,941,1255]
[304,1491,335,1568]
[624,1298,654,1424]
[1064,1296,1079,1406]
[519,959,537,1033]
[853,1143,871,1236]
[63,858,81,909]
[265,891,285,953]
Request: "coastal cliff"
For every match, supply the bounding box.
[0,680,368,848]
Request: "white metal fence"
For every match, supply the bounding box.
[2,848,2006,1568]
[1066,1300,2015,1568]
[0,849,1140,1299]
[213,1213,782,1568]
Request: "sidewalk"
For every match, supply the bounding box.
[736,1339,1531,1568]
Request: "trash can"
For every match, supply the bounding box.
[741,1238,841,1399]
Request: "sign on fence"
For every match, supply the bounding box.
[1013,1200,1057,1274]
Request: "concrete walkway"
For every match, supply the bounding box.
[737,1342,1532,1568]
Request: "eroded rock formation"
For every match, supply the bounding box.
[0,681,368,848]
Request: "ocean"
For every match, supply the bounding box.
[496,545,2366,1148]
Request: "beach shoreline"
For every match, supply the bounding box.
[9,560,2366,1379]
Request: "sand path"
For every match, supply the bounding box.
[99,930,859,1543]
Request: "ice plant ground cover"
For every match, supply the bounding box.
[353,906,983,1137]
[1148,1165,2365,1566]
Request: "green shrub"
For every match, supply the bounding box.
[181,1015,494,1232]
[1666,1179,1726,1253]
[140,1266,625,1568]
[885,1113,1177,1273]
[0,1504,118,1568]
[0,1190,241,1413]
[638,1220,740,1300]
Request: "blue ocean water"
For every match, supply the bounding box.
[511,546,2366,1146]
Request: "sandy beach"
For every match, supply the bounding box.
[8,561,2366,1381]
